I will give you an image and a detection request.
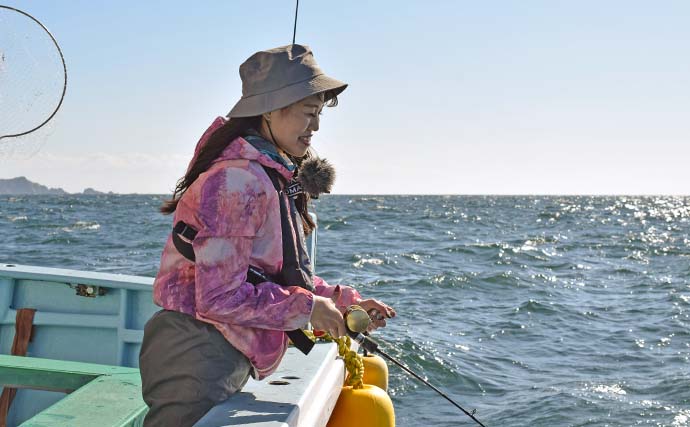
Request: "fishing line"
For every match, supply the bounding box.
[287,1,483,423]
[346,308,489,427]
[0,5,67,144]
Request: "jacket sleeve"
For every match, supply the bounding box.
[312,274,362,311]
[192,166,314,330]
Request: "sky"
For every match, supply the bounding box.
[1,0,689,195]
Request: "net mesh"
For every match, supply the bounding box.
[0,6,66,156]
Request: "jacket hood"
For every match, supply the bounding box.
[186,116,295,182]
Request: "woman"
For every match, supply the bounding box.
[139,44,396,426]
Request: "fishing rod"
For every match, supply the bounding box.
[289,1,484,423]
[292,0,299,44]
[345,307,488,427]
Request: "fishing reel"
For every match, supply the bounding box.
[342,305,380,354]
[343,305,373,334]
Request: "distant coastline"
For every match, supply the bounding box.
[0,177,113,195]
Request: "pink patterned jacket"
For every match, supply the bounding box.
[152,117,362,379]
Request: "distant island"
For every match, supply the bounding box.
[0,177,113,195]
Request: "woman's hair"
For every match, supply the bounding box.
[160,115,261,215]
[160,91,339,236]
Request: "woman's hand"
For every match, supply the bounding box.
[358,299,396,332]
[310,295,347,338]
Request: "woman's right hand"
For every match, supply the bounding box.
[310,295,347,338]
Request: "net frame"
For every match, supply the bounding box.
[0,5,67,141]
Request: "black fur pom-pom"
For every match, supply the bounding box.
[297,157,336,198]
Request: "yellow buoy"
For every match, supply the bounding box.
[328,384,395,427]
[362,353,389,391]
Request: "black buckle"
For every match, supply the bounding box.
[174,221,197,240]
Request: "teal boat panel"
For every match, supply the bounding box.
[0,266,157,425]
[0,354,146,427]
[20,373,147,427]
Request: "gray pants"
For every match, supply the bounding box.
[139,310,252,427]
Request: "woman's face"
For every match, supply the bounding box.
[261,94,325,158]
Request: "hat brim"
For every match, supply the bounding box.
[227,74,347,118]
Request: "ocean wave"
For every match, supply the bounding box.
[513,299,558,315]
[60,221,101,232]
[587,382,627,397]
[352,256,385,268]
[673,409,690,427]
[320,217,349,230]
[401,252,425,263]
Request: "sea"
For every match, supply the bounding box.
[1,194,689,427]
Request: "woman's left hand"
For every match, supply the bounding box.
[357,299,396,332]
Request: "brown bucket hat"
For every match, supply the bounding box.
[227,44,348,118]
